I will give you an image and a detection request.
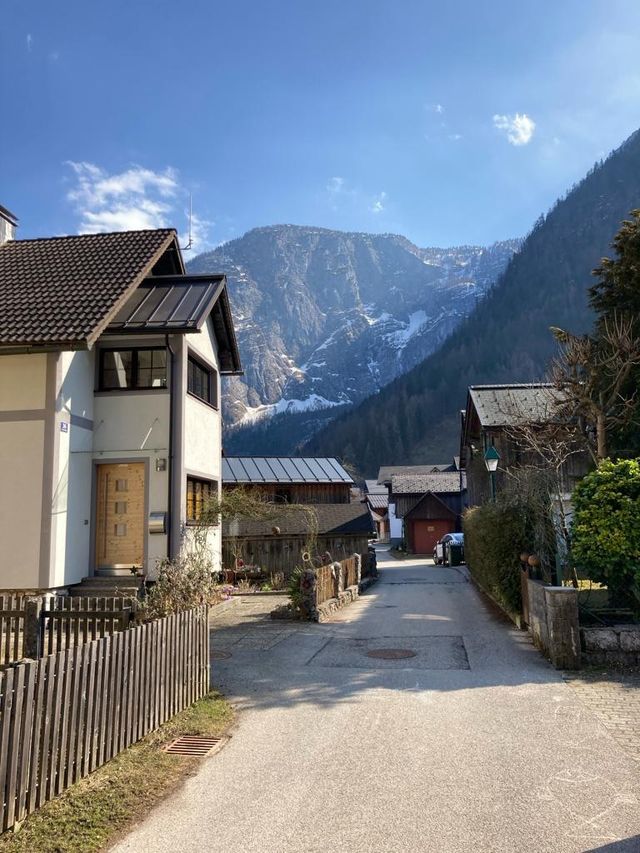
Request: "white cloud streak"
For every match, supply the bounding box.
[65,162,213,250]
[492,113,536,146]
[370,191,387,214]
[26,34,33,52]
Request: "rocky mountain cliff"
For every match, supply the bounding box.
[304,129,640,475]
[187,227,518,445]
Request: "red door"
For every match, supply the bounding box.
[411,520,452,554]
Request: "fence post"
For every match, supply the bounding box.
[333,562,343,597]
[354,554,362,585]
[23,597,42,659]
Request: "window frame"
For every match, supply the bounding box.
[98,346,168,392]
[186,476,219,526]
[187,353,218,409]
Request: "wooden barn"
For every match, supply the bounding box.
[390,472,466,555]
[221,457,373,576]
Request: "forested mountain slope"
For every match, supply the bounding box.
[304,129,640,476]
[187,227,517,452]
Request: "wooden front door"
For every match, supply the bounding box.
[95,462,145,570]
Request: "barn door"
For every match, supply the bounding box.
[95,462,145,570]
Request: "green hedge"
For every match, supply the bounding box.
[463,503,531,615]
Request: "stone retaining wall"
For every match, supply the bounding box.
[527,579,581,669]
[581,625,640,666]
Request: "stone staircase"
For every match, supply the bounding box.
[68,574,144,599]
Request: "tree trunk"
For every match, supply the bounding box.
[596,412,607,459]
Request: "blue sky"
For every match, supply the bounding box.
[2,0,640,251]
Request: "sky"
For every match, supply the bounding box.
[2,0,640,252]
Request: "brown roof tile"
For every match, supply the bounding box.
[0,229,177,347]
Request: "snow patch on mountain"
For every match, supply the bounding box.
[240,393,345,425]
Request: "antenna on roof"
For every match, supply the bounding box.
[180,194,193,251]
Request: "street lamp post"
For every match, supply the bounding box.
[484,445,500,503]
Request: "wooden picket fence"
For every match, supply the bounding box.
[0,606,209,832]
[0,596,31,667]
[0,596,138,668]
[343,556,358,589]
[39,597,136,657]
[315,565,335,606]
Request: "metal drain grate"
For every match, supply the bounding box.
[366,648,417,660]
[164,736,225,756]
[210,649,232,660]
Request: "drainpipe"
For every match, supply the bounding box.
[166,334,175,560]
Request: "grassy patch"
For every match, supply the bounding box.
[0,692,234,853]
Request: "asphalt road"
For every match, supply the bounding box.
[112,551,640,853]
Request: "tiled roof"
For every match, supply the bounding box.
[391,472,466,495]
[365,479,387,495]
[468,384,562,428]
[366,493,389,510]
[222,457,353,484]
[378,463,455,484]
[0,229,177,347]
[223,502,374,537]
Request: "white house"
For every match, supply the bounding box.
[0,207,241,592]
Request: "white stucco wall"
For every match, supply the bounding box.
[0,353,47,410]
[0,420,45,587]
[48,351,95,588]
[181,320,223,572]
[389,502,404,542]
[0,354,48,589]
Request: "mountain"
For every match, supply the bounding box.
[187,227,518,450]
[304,129,640,476]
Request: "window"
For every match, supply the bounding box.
[99,348,167,390]
[188,356,217,407]
[186,477,219,524]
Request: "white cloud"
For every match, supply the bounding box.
[370,191,387,214]
[492,113,536,146]
[26,34,33,52]
[435,103,444,114]
[65,161,213,250]
[326,176,345,195]
[449,133,463,141]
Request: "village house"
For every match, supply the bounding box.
[389,471,466,554]
[460,383,588,507]
[0,206,241,593]
[221,456,374,576]
[364,479,389,541]
[377,461,460,547]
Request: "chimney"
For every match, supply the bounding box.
[0,205,18,244]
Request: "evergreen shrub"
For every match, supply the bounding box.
[571,458,640,608]
[463,502,531,615]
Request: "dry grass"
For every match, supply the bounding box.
[0,692,234,853]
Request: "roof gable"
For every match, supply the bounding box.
[0,229,179,349]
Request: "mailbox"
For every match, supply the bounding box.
[148,512,166,534]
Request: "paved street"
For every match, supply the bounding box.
[113,550,640,853]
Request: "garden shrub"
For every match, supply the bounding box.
[139,559,224,620]
[571,458,640,607]
[463,502,532,614]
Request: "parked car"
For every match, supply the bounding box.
[433,533,465,566]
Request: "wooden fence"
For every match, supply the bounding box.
[315,565,336,606]
[343,556,358,589]
[0,596,27,668]
[0,606,209,832]
[39,597,135,657]
[0,596,137,668]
